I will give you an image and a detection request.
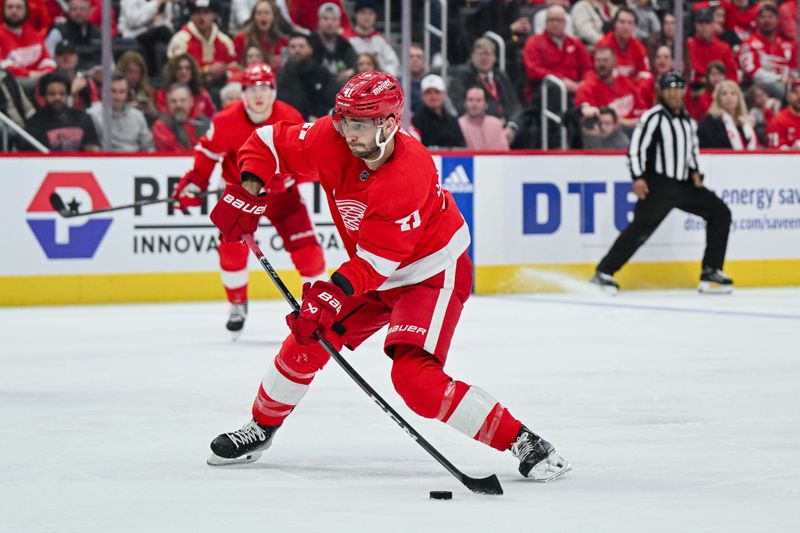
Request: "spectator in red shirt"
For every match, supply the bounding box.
[152,82,211,152]
[641,44,674,105]
[0,0,55,90]
[721,0,758,42]
[595,7,652,93]
[234,0,288,72]
[687,9,739,88]
[23,0,48,37]
[156,53,216,119]
[767,79,800,149]
[576,46,647,130]
[778,0,797,42]
[738,3,798,99]
[747,83,781,145]
[167,0,237,89]
[523,4,591,96]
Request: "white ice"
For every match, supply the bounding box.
[2,288,799,532]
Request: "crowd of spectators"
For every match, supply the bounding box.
[1,0,799,152]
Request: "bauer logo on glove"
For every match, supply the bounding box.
[210,183,269,243]
[221,193,268,215]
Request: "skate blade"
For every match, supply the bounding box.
[207,450,262,466]
[229,329,243,341]
[527,451,572,482]
[591,281,619,296]
[698,281,733,295]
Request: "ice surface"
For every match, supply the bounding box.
[1,288,799,532]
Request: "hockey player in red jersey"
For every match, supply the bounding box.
[173,63,326,335]
[205,71,571,482]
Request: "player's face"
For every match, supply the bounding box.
[341,116,385,159]
[243,84,274,114]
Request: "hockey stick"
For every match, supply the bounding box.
[48,188,224,218]
[243,234,503,496]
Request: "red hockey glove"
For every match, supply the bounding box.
[210,182,268,243]
[265,173,296,195]
[286,280,347,344]
[172,171,207,209]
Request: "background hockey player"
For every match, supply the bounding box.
[205,71,571,482]
[173,63,326,335]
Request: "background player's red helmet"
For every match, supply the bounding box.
[333,71,403,124]
[241,63,275,89]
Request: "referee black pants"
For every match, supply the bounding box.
[597,175,732,275]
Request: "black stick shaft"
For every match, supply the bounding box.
[243,234,503,495]
[49,188,223,218]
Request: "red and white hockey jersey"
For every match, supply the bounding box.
[192,99,304,187]
[0,24,55,77]
[766,108,800,149]
[738,31,798,85]
[237,116,470,296]
[575,72,648,119]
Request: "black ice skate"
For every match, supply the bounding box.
[207,419,279,466]
[698,268,733,294]
[510,425,571,482]
[590,271,619,295]
[226,302,248,338]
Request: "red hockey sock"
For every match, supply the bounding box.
[391,345,521,451]
[219,239,249,304]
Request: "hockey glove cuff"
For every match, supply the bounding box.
[286,280,347,345]
[210,182,268,243]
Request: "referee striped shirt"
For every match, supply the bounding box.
[627,104,701,181]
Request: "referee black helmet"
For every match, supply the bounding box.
[658,71,686,90]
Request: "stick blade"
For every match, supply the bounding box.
[48,192,70,217]
[463,473,503,495]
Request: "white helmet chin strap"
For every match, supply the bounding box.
[363,121,398,163]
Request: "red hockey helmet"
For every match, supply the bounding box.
[332,71,403,125]
[241,63,275,89]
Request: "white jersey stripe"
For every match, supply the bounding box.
[256,125,281,174]
[195,144,223,161]
[423,260,456,354]
[261,360,309,405]
[220,269,248,289]
[356,245,401,278]
[445,386,498,438]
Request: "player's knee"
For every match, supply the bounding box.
[277,335,332,375]
[390,347,448,419]
[291,243,326,278]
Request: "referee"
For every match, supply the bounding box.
[591,71,734,294]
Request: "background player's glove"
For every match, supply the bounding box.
[173,171,206,209]
[210,182,268,242]
[265,174,296,195]
[286,280,346,344]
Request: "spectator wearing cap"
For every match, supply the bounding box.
[24,71,99,151]
[411,74,465,149]
[687,9,739,89]
[595,8,652,93]
[309,2,357,86]
[289,0,350,34]
[87,72,154,152]
[697,79,757,150]
[344,0,399,77]
[233,0,290,73]
[767,79,800,150]
[118,0,176,78]
[572,0,618,47]
[457,86,509,151]
[449,37,521,146]
[276,32,338,120]
[778,0,797,42]
[581,107,630,149]
[152,82,211,151]
[523,5,592,96]
[0,0,56,91]
[0,66,34,146]
[576,46,647,131]
[167,0,237,89]
[44,0,101,72]
[48,39,99,110]
[738,3,798,99]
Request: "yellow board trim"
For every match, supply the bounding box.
[0,270,307,307]
[1,259,799,306]
[475,259,800,294]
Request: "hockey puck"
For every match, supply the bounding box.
[429,491,453,500]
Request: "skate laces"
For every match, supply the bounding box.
[229,303,247,321]
[227,421,266,448]
[511,432,536,460]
